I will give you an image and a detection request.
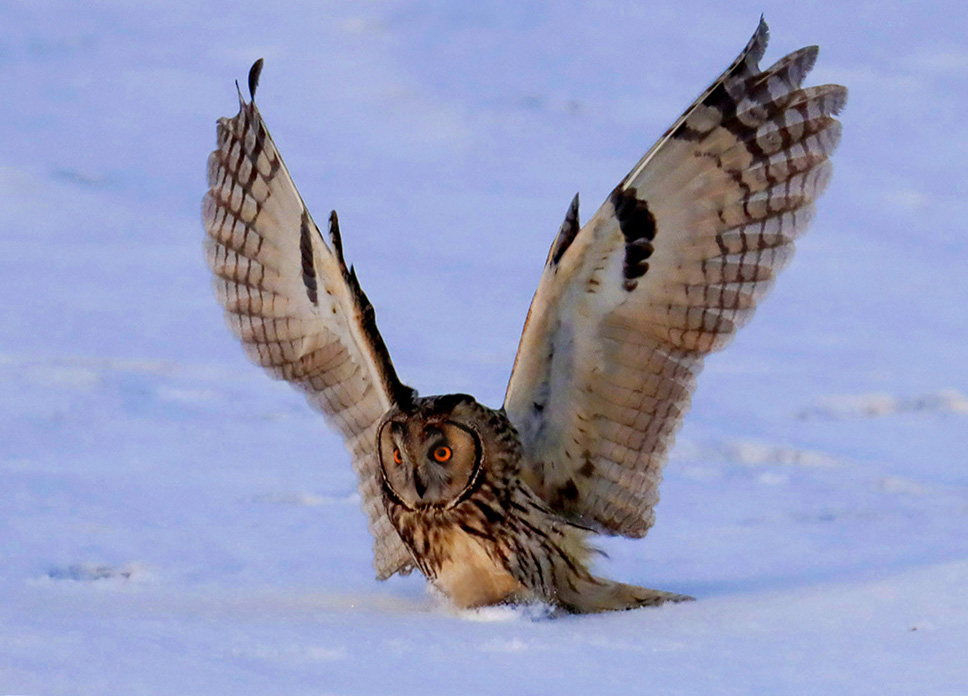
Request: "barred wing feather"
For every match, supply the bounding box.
[202,62,414,579]
[504,20,846,536]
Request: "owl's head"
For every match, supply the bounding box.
[377,393,518,509]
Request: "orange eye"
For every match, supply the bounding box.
[392,448,403,465]
[433,446,452,463]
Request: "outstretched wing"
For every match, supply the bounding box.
[504,20,846,536]
[202,61,414,579]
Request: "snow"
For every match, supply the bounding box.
[2,1,967,694]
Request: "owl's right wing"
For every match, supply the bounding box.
[504,20,845,537]
[202,61,414,579]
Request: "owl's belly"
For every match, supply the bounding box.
[433,530,524,609]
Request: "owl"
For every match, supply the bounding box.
[202,19,846,613]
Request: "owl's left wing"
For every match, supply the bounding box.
[504,19,846,537]
[203,61,414,579]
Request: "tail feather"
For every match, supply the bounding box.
[556,576,693,613]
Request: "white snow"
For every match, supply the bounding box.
[2,1,967,694]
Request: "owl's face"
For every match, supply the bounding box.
[378,394,486,508]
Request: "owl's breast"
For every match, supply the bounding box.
[433,527,524,609]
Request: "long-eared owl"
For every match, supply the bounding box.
[202,19,845,612]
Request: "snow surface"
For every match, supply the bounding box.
[2,1,967,694]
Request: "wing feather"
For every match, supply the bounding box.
[504,19,846,537]
[202,66,413,579]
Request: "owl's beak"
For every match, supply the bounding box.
[412,465,428,498]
